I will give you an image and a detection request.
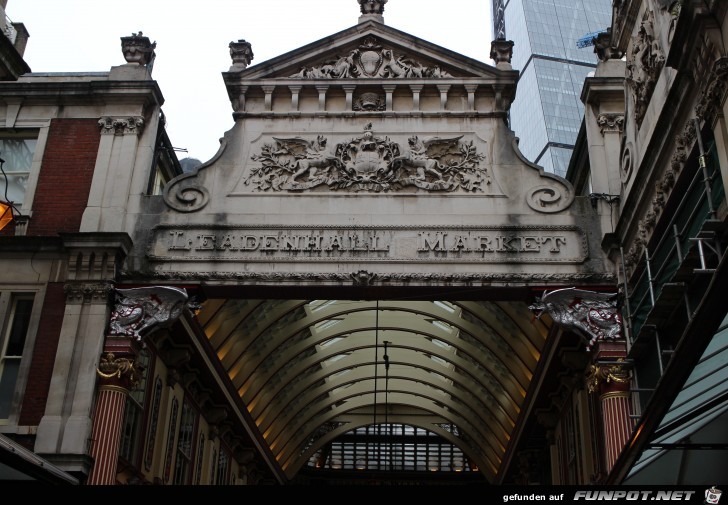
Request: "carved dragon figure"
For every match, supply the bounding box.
[529,288,623,351]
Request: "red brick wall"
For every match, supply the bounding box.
[26,119,100,236]
[18,283,66,425]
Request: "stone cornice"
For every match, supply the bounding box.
[0,80,164,108]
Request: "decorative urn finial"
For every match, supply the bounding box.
[358,0,387,23]
[229,39,254,71]
[490,38,514,70]
[120,32,156,67]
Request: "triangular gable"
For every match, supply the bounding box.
[231,20,502,80]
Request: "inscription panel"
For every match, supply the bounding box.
[148,225,588,264]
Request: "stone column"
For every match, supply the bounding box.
[409,85,423,111]
[262,86,275,112]
[436,84,450,111]
[342,85,356,111]
[382,84,396,112]
[289,85,303,111]
[86,337,140,485]
[465,84,478,111]
[586,342,632,472]
[315,85,329,112]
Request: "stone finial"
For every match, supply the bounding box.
[120,32,156,67]
[358,0,387,23]
[490,38,514,70]
[229,39,254,71]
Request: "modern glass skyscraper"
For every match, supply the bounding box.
[493,0,612,177]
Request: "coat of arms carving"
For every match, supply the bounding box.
[246,124,492,193]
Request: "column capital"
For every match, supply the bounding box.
[98,116,145,136]
[96,352,140,391]
[585,360,632,396]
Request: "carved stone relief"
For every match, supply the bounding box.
[597,113,625,134]
[245,124,490,193]
[620,140,634,183]
[624,121,696,268]
[626,9,665,126]
[696,57,728,125]
[353,92,385,111]
[64,282,114,304]
[135,269,616,286]
[290,36,452,79]
[98,116,145,136]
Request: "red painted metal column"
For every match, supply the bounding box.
[587,341,632,473]
[86,336,139,485]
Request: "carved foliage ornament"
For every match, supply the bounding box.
[696,57,728,124]
[64,282,114,304]
[109,286,192,340]
[529,288,623,351]
[585,361,632,394]
[624,121,696,268]
[597,113,625,134]
[626,9,665,126]
[290,36,452,79]
[99,116,145,136]
[97,352,140,389]
[246,124,489,193]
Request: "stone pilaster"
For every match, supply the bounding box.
[35,233,132,477]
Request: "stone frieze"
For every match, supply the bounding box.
[245,124,490,193]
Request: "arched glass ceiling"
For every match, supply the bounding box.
[198,299,551,482]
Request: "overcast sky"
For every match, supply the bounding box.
[8,0,493,162]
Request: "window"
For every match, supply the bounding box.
[163,398,179,483]
[194,433,205,485]
[172,399,197,484]
[119,349,151,464]
[143,377,163,470]
[215,448,230,485]
[0,294,34,421]
[0,133,38,206]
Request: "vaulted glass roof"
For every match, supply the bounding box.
[197,299,552,481]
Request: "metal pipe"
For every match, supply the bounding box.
[645,248,656,307]
[693,118,717,219]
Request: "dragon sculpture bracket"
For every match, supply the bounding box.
[108,286,199,342]
[529,287,624,351]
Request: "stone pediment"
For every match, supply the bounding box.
[226,21,506,81]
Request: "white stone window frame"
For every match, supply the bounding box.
[0,286,44,429]
[0,129,43,210]
[0,124,49,232]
